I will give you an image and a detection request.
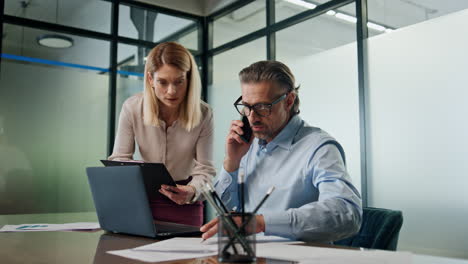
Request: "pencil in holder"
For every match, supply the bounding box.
[218,212,256,263]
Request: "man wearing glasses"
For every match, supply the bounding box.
[201,61,362,242]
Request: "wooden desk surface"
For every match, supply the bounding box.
[0,212,302,264]
[0,212,348,264]
[3,212,465,264]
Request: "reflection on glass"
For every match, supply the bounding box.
[0,60,108,214]
[4,0,111,33]
[1,26,109,216]
[0,115,35,214]
[118,4,199,50]
[276,3,356,60]
[276,0,332,22]
[2,25,110,69]
[213,1,266,48]
[368,0,468,36]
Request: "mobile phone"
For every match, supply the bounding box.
[240,116,252,143]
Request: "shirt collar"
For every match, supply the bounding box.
[258,115,302,152]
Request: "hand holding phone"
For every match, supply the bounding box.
[239,116,252,143]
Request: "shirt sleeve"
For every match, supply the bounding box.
[108,101,135,161]
[263,144,362,242]
[188,107,217,202]
[214,166,240,211]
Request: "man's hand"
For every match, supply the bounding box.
[224,120,253,172]
[159,184,196,205]
[200,215,265,240]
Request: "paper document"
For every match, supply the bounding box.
[108,236,411,264]
[108,237,217,263]
[256,243,412,264]
[203,233,298,245]
[0,222,100,232]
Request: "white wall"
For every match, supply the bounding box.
[279,44,361,192]
[367,9,468,258]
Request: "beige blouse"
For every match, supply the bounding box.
[108,93,216,201]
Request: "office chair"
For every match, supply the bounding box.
[334,207,403,250]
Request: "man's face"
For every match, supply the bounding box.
[240,81,294,142]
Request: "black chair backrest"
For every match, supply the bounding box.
[335,207,403,250]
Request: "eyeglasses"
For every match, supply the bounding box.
[234,93,288,117]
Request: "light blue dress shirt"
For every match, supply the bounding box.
[215,115,362,242]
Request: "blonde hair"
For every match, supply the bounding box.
[143,42,202,131]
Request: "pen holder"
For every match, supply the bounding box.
[218,212,256,263]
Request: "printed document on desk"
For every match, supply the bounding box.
[108,237,217,262]
[107,235,300,262]
[256,243,412,264]
[0,222,100,232]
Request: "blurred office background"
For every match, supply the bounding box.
[1,0,467,259]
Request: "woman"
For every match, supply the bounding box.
[108,42,215,227]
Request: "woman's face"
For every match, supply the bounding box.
[148,64,188,111]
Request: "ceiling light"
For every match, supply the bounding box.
[37,34,74,48]
[285,1,394,34]
[367,22,386,32]
[335,12,357,23]
[284,0,316,9]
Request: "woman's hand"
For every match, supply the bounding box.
[159,184,196,205]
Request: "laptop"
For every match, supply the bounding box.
[86,166,202,238]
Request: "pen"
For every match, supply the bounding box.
[239,172,245,226]
[252,186,275,215]
[205,181,229,214]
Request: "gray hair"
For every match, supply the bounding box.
[239,60,300,116]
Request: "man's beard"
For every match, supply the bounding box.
[252,122,274,141]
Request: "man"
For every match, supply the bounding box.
[200,61,362,242]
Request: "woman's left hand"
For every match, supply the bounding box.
[159,184,196,205]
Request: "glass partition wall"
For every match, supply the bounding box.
[0,0,203,214]
[2,0,468,259]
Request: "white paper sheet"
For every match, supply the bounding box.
[107,238,217,262]
[256,243,412,264]
[108,236,411,264]
[0,222,100,232]
[107,236,300,263]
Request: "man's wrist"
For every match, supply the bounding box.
[223,158,240,172]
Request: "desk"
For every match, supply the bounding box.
[0,213,467,264]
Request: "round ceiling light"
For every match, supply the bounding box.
[37,34,74,48]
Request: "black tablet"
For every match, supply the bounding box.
[100,160,177,199]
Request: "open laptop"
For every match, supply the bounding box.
[86,166,201,238]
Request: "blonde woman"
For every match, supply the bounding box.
[109,42,215,227]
